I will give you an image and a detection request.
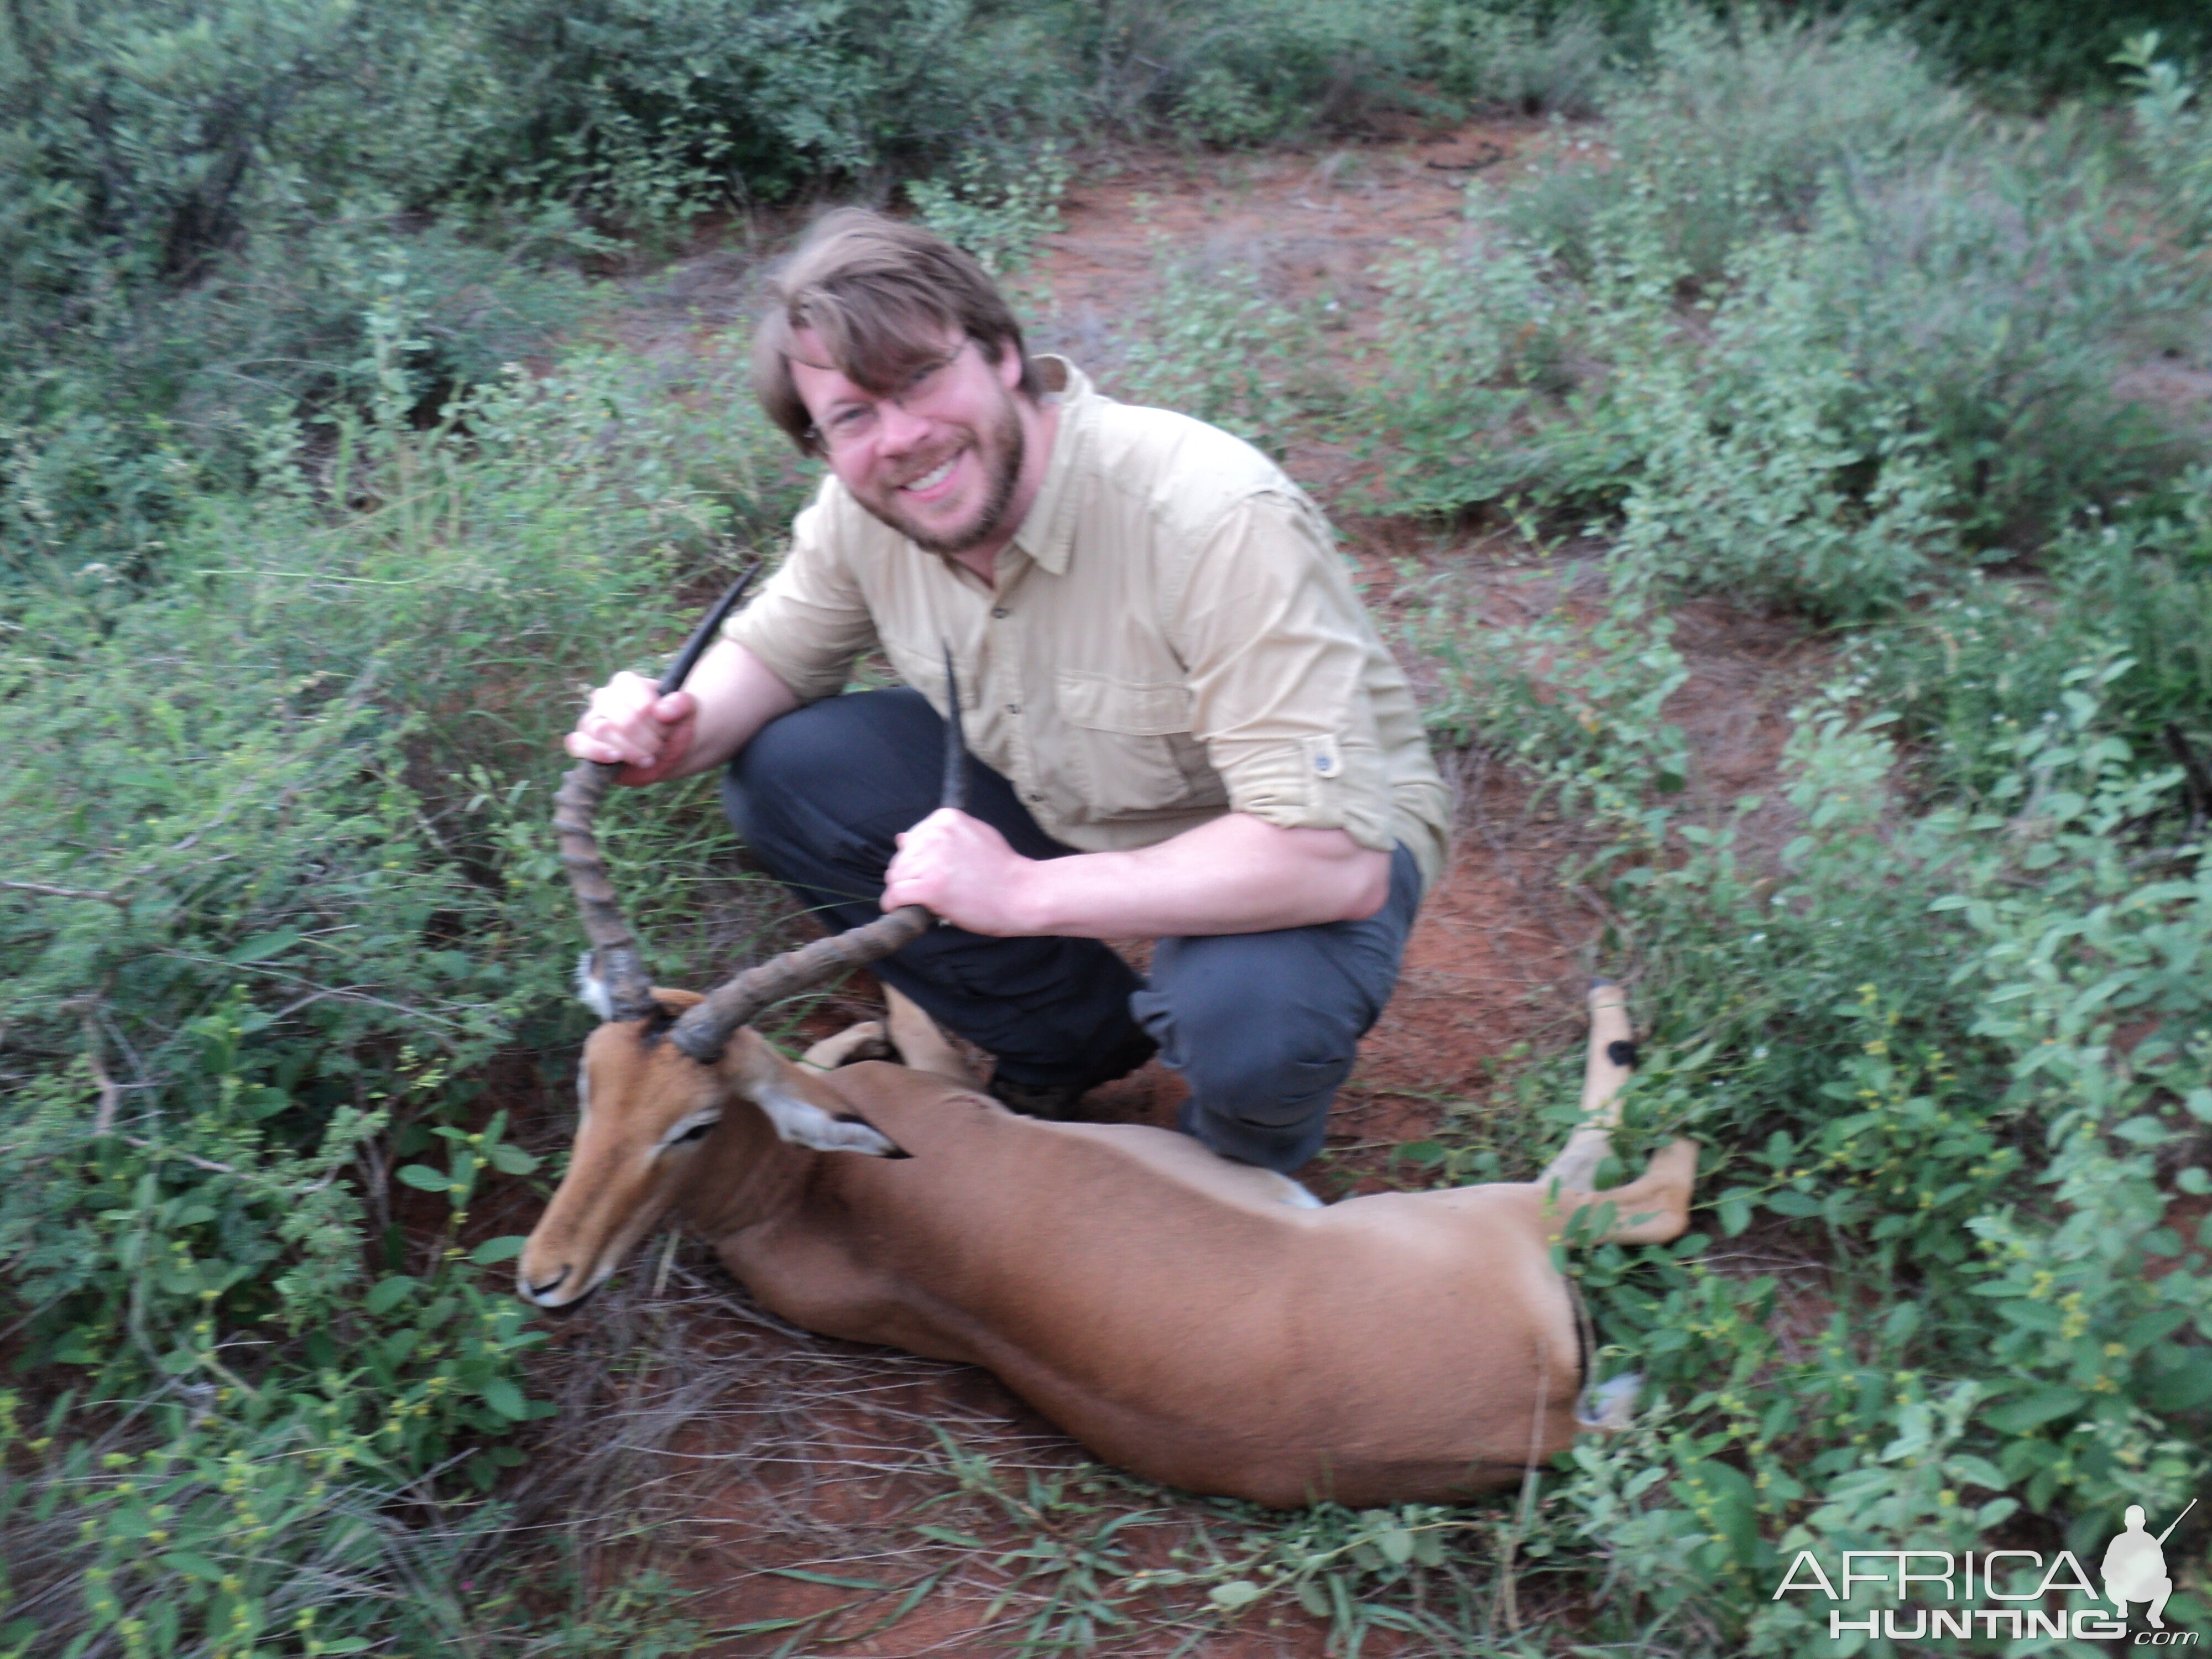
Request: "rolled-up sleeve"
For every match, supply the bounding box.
[1167,492,1398,856]
[720,487,880,703]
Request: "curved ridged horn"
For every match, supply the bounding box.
[670,641,969,1063]
[555,758,656,1021]
[560,564,761,1025]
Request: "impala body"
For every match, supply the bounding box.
[520,983,1696,1506]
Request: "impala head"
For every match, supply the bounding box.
[516,983,906,1310]
[520,653,966,1310]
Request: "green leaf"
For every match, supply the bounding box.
[767,1568,888,1589]
[395,1165,451,1192]
[478,1376,529,1421]
[365,1275,419,1314]
[1208,1580,1264,1611]
[158,1551,224,1582]
[468,1235,526,1265]
[488,1144,540,1175]
[1983,1386,2084,1434]
[225,928,302,965]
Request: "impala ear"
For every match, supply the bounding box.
[754,1079,909,1158]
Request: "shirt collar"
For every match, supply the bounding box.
[1008,355,1094,577]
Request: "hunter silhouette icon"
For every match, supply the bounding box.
[2103,1500,2194,1628]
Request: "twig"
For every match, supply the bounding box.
[4,879,127,908]
[2164,722,2211,834]
[119,1137,240,1176]
[1427,144,1506,173]
[77,1005,121,1135]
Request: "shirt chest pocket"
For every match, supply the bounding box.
[1052,672,1227,820]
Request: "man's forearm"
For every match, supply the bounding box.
[661,639,801,779]
[1004,814,1392,938]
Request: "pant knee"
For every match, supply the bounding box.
[1136,978,1360,1172]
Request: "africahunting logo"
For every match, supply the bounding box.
[1774,1500,2197,1645]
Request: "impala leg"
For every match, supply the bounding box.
[884,985,982,1087]
[801,1020,894,1072]
[1541,981,1635,1193]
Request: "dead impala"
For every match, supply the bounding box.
[520,687,1698,1506]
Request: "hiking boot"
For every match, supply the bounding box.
[987,1029,1158,1123]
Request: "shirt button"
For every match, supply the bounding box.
[1006,702,1021,714]
[1314,755,1336,775]
[1027,791,1044,803]
[992,606,1010,619]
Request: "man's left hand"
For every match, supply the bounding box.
[883,808,1039,936]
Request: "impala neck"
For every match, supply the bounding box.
[679,1041,825,1239]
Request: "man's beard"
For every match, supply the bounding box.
[864,394,1025,556]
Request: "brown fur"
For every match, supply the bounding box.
[519,987,1695,1507]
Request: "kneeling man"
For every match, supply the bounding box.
[567,210,1448,1173]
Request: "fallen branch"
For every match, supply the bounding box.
[4,879,127,908]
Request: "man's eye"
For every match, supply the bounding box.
[826,408,869,435]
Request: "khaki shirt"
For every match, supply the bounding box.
[724,357,1449,892]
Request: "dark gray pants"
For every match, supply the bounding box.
[722,688,1421,1172]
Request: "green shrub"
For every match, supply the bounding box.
[906,144,1071,278]
[1371,13,2210,580]
[1104,252,1318,459]
[1418,606,2211,1643]
[1858,478,2212,799]
[1868,0,2212,100]
[0,335,805,1655]
[1416,1,1612,117]
[1504,8,1965,285]
[2116,30,2212,246]
[1807,115,2205,547]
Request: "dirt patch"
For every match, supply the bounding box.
[514,123,1818,1655]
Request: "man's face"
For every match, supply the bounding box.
[789,326,1026,555]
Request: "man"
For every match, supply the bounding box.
[2101,1505,2178,1629]
[567,209,1448,1173]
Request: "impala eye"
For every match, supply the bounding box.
[664,1117,718,1147]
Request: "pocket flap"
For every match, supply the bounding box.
[1055,671,1193,736]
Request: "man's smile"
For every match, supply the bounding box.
[899,451,962,497]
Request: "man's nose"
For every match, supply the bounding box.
[875,399,932,455]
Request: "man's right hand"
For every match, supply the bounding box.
[566,670,699,786]
[561,639,802,787]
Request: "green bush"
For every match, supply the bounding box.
[2116,30,2212,246]
[1415,592,2212,1646]
[1416,1,1612,117]
[1504,8,1965,285]
[0,336,805,1655]
[1104,251,1319,459]
[1369,12,2210,587]
[1867,0,2212,100]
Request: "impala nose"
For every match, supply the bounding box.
[519,1265,569,1304]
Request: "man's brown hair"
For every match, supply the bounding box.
[752,208,1042,455]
